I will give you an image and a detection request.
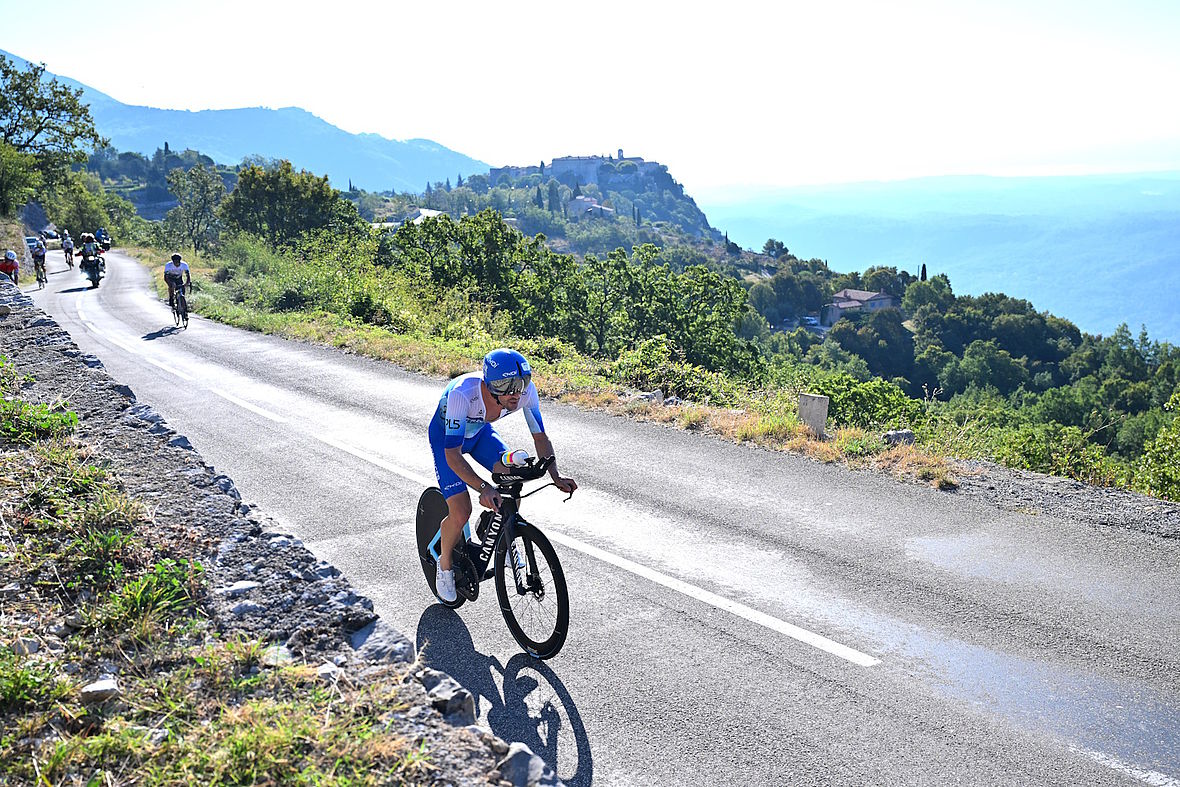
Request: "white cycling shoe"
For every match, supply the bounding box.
[436,565,457,602]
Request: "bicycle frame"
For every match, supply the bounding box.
[426,491,535,593]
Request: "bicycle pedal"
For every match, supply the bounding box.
[453,551,480,602]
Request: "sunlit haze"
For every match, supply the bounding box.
[3,0,1179,192]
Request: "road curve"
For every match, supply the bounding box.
[24,249,1180,786]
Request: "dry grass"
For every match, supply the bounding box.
[875,444,960,489]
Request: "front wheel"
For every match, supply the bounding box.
[495,524,569,659]
[180,295,189,329]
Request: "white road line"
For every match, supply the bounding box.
[143,355,195,381]
[1074,748,1179,787]
[79,303,194,381]
[210,389,288,423]
[106,334,196,381]
[544,529,880,667]
[312,433,433,487]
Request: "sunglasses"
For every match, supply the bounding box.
[488,374,530,396]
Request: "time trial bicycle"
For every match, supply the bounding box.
[416,455,571,659]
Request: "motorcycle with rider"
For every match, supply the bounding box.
[78,232,105,288]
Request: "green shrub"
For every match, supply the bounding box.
[1133,393,1180,500]
[993,422,1129,487]
[810,372,921,429]
[611,336,742,405]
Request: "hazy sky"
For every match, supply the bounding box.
[2,0,1179,193]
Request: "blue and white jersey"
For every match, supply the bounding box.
[434,373,544,449]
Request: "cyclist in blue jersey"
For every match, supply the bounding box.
[429,348,577,602]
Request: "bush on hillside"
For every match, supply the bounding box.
[1133,392,1180,500]
[611,336,742,406]
[993,422,1129,487]
[809,373,921,429]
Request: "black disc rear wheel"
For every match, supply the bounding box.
[416,487,465,609]
[495,525,569,659]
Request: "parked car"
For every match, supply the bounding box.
[802,316,820,327]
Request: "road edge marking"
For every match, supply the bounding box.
[545,529,881,667]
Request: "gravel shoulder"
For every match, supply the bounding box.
[948,458,1179,539]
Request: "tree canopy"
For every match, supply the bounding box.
[219,161,364,245]
[0,55,104,184]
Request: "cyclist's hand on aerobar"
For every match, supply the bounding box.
[479,484,502,512]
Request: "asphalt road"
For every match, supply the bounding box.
[25,250,1180,786]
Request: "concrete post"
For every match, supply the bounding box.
[798,393,829,439]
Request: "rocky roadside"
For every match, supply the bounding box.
[949,457,1179,539]
[0,278,564,785]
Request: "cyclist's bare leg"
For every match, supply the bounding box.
[438,492,473,571]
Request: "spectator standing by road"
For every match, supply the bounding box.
[1,250,18,285]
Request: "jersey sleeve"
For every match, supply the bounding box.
[521,383,545,434]
[442,386,469,449]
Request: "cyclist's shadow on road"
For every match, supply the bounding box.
[416,606,594,787]
[142,327,182,341]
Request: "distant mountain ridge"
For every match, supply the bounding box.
[2,49,488,193]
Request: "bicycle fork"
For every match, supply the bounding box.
[503,514,543,597]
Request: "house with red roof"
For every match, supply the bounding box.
[821,288,900,326]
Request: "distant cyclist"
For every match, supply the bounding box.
[62,232,74,265]
[31,241,47,285]
[428,348,577,602]
[0,250,17,285]
[163,253,191,311]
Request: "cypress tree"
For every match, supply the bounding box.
[548,181,560,214]
[920,263,927,282]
